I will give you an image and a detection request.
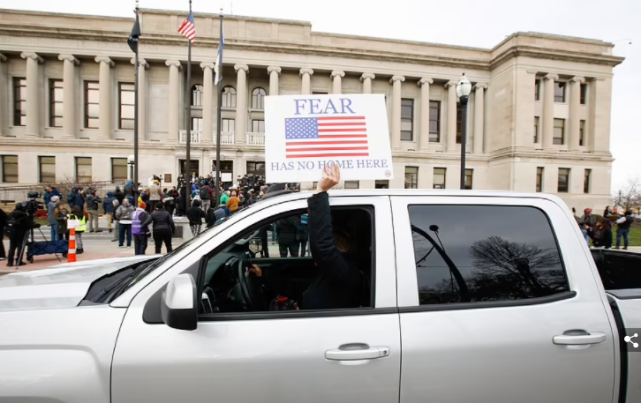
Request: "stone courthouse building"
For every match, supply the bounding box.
[0,8,623,210]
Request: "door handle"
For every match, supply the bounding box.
[325,345,390,361]
[553,332,607,345]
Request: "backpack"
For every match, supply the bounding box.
[4,215,24,238]
[200,187,210,200]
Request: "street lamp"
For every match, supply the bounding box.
[127,154,135,182]
[456,73,472,190]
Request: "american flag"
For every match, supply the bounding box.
[178,12,196,43]
[285,116,369,159]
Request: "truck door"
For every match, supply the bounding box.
[111,196,401,403]
[392,196,616,403]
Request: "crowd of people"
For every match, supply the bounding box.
[575,207,635,250]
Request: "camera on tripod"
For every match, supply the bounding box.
[24,191,41,216]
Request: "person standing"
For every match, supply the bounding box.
[615,210,634,250]
[68,205,86,254]
[199,183,213,212]
[603,206,612,219]
[86,190,102,233]
[578,208,596,246]
[149,180,162,211]
[103,191,116,233]
[144,203,175,254]
[226,190,241,213]
[114,186,125,206]
[187,199,207,236]
[277,215,300,257]
[0,207,6,261]
[67,187,83,210]
[163,188,176,217]
[220,190,229,205]
[132,201,150,255]
[115,198,134,248]
[43,186,60,206]
[111,199,120,243]
[297,214,309,257]
[47,195,60,241]
[5,203,30,267]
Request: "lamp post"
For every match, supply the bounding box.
[127,154,135,182]
[456,73,472,190]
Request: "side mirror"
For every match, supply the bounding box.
[249,238,263,254]
[161,273,197,331]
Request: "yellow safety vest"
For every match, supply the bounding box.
[70,214,87,232]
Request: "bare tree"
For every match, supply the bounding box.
[613,178,641,212]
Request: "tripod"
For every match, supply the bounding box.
[16,212,62,265]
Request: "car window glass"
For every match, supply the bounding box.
[409,205,568,305]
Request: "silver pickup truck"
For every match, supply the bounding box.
[1,190,640,403]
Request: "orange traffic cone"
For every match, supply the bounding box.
[68,228,77,263]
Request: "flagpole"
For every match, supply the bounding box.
[133,0,140,207]
[184,0,192,213]
[214,9,224,205]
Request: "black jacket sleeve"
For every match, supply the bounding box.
[307,192,360,286]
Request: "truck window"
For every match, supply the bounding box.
[408,205,569,305]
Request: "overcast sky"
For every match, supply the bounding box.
[2,0,638,192]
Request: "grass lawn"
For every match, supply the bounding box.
[624,224,641,247]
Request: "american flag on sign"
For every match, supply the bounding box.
[285,116,369,159]
[178,12,196,43]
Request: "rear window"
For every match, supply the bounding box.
[409,205,569,305]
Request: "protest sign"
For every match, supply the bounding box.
[264,94,393,183]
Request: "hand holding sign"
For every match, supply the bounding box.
[316,164,341,193]
[265,94,393,183]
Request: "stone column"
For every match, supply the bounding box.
[569,76,585,151]
[58,54,78,139]
[473,83,487,154]
[360,73,375,94]
[200,62,215,144]
[331,70,345,94]
[95,56,114,139]
[267,66,281,96]
[234,64,249,145]
[166,60,182,142]
[542,73,558,150]
[300,68,314,95]
[445,80,458,152]
[137,59,149,140]
[21,52,43,137]
[0,54,6,136]
[418,77,433,152]
[390,75,405,150]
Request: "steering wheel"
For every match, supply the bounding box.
[237,253,266,311]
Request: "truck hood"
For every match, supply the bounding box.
[0,255,159,311]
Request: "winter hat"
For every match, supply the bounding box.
[138,201,147,210]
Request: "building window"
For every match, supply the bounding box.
[456,103,462,143]
[465,169,473,190]
[580,83,587,105]
[222,86,236,108]
[76,157,92,183]
[579,120,586,146]
[433,168,446,189]
[39,156,55,184]
[119,83,135,130]
[534,116,539,143]
[401,99,414,141]
[252,120,265,133]
[553,118,565,145]
[558,168,570,193]
[375,180,389,189]
[111,158,128,182]
[554,82,566,103]
[246,161,265,176]
[191,84,203,106]
[535,78,541,101]
[536,167,544,192]
[344,181,359,189]
[584,169,591,194]
[409,205,567,305]
[191,117,203,131]
[251,88,266,109]
[312,91,328,95]
[1,155,18,183]
[222,118,235,132]
[429,101,440,142]
[49,80,63,127]
[13,78,26,126]
[404,166,418,189]
[85,81,100,129]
